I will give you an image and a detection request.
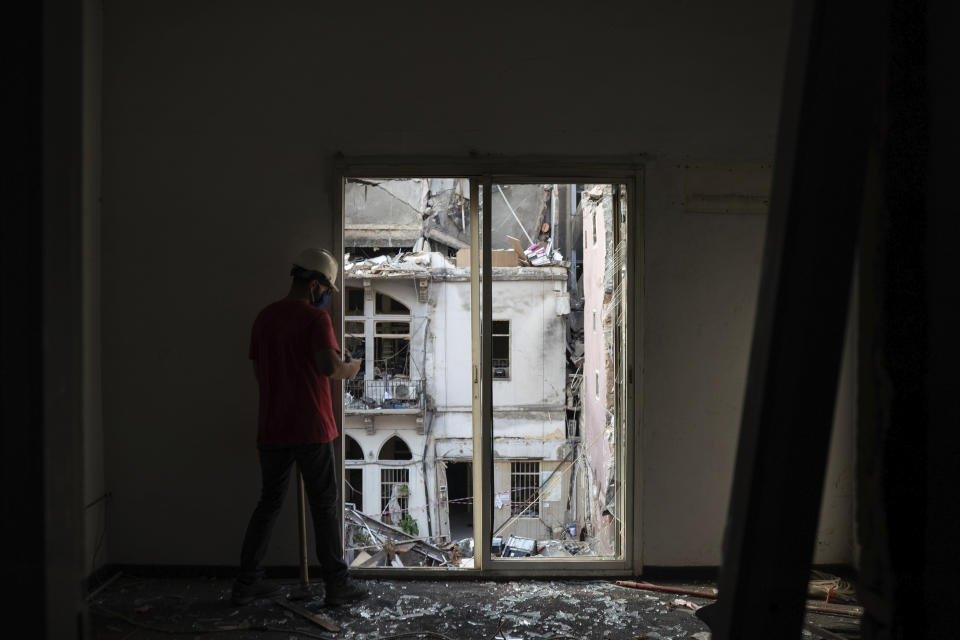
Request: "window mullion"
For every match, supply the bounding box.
[478,176,494,569]
[469,176,485,571]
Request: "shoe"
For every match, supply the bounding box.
[324,578,368,606]
[694,601,718,629]
[231,578,283,605]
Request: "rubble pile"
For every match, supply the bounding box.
[345,250,454,277]
[344,244,567,278]
[346,517,601,570]
[345,507,462,569]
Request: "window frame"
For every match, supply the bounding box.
[336,158,643,578]
[380,467,411,526]
[491,319,511,380]
[509,460,541,518]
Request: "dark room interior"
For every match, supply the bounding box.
[4,1,957,638]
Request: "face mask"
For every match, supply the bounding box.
[311,289,330,308]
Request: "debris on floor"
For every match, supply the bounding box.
[87,572,864,640]
[807,569,858,604]
[90,575,742,640]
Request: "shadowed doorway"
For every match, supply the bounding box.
[447,461,472,542]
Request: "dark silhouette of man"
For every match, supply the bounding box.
[233,248,366,606]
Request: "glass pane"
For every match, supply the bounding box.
[490,183,623,561]
[343,177,475,569]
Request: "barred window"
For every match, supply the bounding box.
[492,320,510,379]
[510,461,540,517]
[380,468,410,525]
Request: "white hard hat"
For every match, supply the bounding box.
[292,248,340,292]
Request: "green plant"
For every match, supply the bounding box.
[352,529,370,546]
[399,513,419,536]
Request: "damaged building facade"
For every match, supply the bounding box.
[579,185,625,557]
[341,178,621,565]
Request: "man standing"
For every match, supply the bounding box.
[233,248,367,606]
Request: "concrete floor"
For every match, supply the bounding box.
[87,574,861,640]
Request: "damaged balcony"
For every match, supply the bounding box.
[344,378,425,414]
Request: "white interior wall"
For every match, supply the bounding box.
[640,160,856,565]
[99,0,855,569]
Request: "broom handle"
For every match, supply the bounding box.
[296,464,309,586]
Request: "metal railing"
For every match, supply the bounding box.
[344,378,423,411]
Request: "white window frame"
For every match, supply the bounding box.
[336,159,642,578]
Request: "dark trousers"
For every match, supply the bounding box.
[238,442,347,585]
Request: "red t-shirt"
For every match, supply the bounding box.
[249,299,340,444]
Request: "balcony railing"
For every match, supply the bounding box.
[345,378,424,412]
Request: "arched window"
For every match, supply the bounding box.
[378,436,411,525]
[378,435,412,460]
[345,435,364,461]
[375,292,409,314]
[344,435,364,510]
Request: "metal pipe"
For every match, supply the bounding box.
[615,581,718,598]
[420,318,433,538]
[496,185,534,246]
[459,178,465,233]
[548,184,558,255]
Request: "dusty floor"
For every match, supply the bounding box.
[87,574,861,640]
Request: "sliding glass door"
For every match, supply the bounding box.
[339,165,638,575]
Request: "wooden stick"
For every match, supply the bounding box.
[615,581,718,598]
[614,581,863,618]
[273,597,340,633]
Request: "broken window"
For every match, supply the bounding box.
[374,321,410,380]
[340,173,634,573]
[343,293,419,410]
[346,286,365,315]
[343,321,366,410]
[380,468,410,526]
[378,437,413,527]
[346,468,363,510]
[510,461,540,518]
[376,292,409,315]
[491,320,510,379]
[490,182,626,563]
[344,436,364,510]
[344,321,365,360]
